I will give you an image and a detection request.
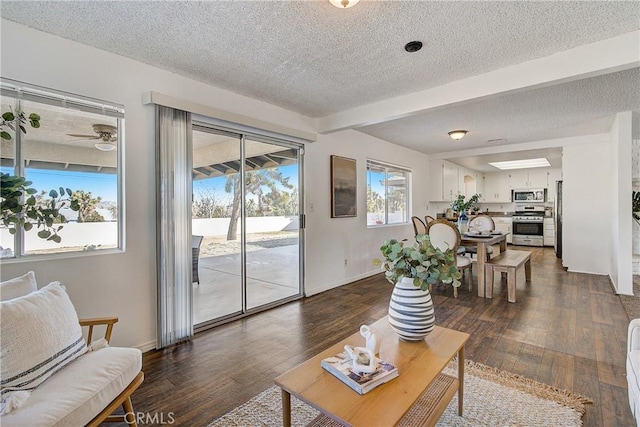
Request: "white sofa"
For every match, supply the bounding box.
[628,319,640,426]
[0,272,144,426]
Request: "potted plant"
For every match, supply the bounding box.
[374,234,462,341]
[633,191,640,225]
[450,193,481,232]
[1,109,78,245]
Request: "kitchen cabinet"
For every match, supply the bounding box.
[546,169,563,203]
[493,217,513,244]
[458,167,483,198]
[510,170,548,189]
[483,174,512,203]
[543,217,554,246]
[429,160,460,202]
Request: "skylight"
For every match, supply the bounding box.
[488,158,551,170]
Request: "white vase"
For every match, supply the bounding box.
[388,277,435,341]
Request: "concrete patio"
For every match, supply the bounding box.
[193,233,300,324]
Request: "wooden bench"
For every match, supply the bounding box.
[484,250,532,303]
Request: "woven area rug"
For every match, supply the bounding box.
[620,275,640,321]
[209,360,592,427]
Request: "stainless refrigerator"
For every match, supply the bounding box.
[554,180,563,259]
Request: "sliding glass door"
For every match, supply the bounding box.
[191,125,303,328]
[244,138,301,309]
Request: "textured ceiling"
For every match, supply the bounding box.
[1,1,638,167]
[359,68,640,154]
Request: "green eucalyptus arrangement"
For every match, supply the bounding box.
[1,109,78,243]
[374,234,463,297]
[633,191,640,226]
[450,193,481,214]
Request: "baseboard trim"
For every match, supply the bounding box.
[137,340,156,354]
[305,270,381,297]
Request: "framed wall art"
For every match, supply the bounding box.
[330,155,357,218]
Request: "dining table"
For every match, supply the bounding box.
[460,232,508,298]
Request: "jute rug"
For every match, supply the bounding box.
[209,360,592,427]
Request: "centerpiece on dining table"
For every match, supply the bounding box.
[450,193,481,233]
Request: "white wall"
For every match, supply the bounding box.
[304,130,428,296]
[609,112,633,294]
[0,20,429,349]
[562,141,612,275]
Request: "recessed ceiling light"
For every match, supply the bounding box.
[404,41,423,53]
[329,0,359,8]
[448,130,467,140]
[489,158,551,170]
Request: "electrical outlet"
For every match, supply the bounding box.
[344,259,348,266]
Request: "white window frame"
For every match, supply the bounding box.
[1,78,125,260]
[366,159,411,227]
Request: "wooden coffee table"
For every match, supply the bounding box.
[274,317,469,427]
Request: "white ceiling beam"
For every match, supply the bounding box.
[318,31,640,134]
[429,133,609,160]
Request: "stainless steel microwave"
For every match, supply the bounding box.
[512,188,546,203]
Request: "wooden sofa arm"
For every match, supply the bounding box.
[79,317,119,344]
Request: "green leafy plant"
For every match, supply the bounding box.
[633,191,640,226]
[1,109,78,243]
[1,174,74,243]
[450,193,481,214]
[374,234,462,297]
[1,109,40,140]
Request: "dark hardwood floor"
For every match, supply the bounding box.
[131,246,634,426]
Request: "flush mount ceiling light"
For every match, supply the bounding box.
[448,130,467,140]
[329,0,359,8]
[94,142,116,151]
[489,158,551,170]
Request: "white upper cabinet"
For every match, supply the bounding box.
[546,169,563,202]
[483,174,512,203]
[458,167,482,198]
[429,160,462,202]
[509,170,548,188]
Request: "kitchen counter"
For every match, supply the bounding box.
[485,212,514,217]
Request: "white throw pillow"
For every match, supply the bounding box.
[0,281,87,414]
[0,271,37,301]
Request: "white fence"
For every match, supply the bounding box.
[192,216,299,237]
[0,216,299,253]
[0,222,118,253]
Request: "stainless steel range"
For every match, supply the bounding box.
[512,206,545,247]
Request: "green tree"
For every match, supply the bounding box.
[70,190,102,223]
[367,189,384,214]
[225,168,294,240]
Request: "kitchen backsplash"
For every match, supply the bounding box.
[429,201,554,217]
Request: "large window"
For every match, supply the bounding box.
[366,160,410,226]
[0,79,124,259]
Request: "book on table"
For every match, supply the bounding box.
[320,351,398,395]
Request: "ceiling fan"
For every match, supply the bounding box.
[67,124,117,151]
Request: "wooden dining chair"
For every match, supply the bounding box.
[466,215,495,261]
[426,219,473,292]
[411,216,427,236]
[424,215,435,225]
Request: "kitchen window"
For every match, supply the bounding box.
[366,160,410,227]
[0,79,124,259]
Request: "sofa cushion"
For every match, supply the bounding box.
[0,271,37,301]
[0,346,142,426]
[0,282,87,412]
[628,350,640,421]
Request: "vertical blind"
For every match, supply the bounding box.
[156,106,193,348]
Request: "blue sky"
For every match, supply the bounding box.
[1,167,118,202]
[193,164,298,201]
[3,163,299,205]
